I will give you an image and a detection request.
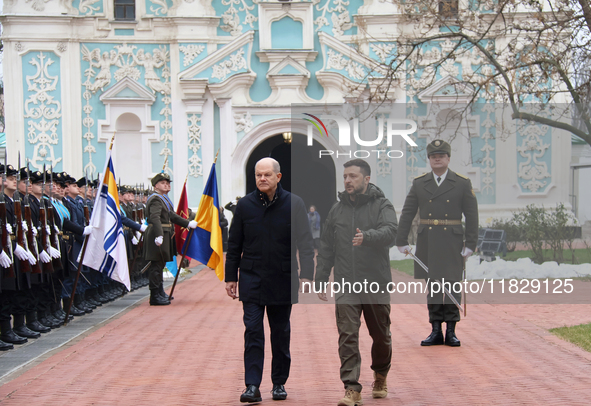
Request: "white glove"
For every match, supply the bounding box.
[46,225,52,235]
[54,225,60,233]
[49,246,61,259]
[398,245,412,255]
[461,247,473,258]
[6,223,13,235]
[83,226,93,236]
[131,236,139,245]
[31,226,38,237]
[188,220,197,229]
[135,231,141,240]
[21,221,28,233]
[26,249,37,265]
[14,245,29,261]
[39,250,51,264]
[0,250,12,268]
[140,224,147,232]
[155,236,163,246]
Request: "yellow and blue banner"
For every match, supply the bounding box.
[82,151,130,290]
[182,164,224,281]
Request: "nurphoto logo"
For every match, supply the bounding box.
[303,114,419,159]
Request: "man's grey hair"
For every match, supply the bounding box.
[256,157,281,174]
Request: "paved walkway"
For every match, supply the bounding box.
[1,269,591,405]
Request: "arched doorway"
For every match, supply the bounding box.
[113,112,143,185]
[245,133,336,224]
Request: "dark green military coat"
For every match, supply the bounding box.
[396,170,478,281]
[142,194,190,262]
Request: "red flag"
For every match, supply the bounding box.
[175,180,189,250]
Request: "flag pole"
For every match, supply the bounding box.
[64,133,116,325]
[168,173,192,300]
[168,151,219,299]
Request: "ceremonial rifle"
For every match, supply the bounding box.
[14,155,32,273]
[0,157,15,277]
[39,164,54,273]
[23,163,42,273]
[46,165,63,271]
[83,174,90,226]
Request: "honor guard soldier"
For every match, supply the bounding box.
[143,172,197,305]
[396,140,479,347]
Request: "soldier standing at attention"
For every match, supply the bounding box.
[396,140,478,347]
[143,172,197,306]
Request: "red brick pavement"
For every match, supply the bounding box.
[1,269,591,405]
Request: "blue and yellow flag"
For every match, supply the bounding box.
[182,164,224,281]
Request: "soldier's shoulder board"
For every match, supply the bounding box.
[456,172,469,180]
[414,172,428,179]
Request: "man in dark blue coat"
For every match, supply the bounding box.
[225,157,314,403]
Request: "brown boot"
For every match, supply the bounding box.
[337,389,363,406]
[372,371,388,398]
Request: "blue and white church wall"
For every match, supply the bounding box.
[0,0,575,221]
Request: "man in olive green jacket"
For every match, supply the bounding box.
[143,172,197,305]
[396,139,478,347]
[315,159,398,406]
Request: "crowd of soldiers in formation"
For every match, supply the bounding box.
[0,163,153,352]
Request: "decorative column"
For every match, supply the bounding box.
[216,98,235,208]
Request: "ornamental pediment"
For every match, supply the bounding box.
[318,32,387,82]
[178,31,255,83]
[267,56,310,78]
[417,76,475,103]
[99,77,156,103]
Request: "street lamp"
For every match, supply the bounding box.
[282,132,292,144]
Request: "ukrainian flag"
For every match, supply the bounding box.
[182,164,224,281]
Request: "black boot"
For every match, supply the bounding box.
[421,321,444,346]
[26,311,52,333]
[13,314,41,339]
[149,289,170,306]
[63,297,85,317]
[159,284,172,301]
[75,294,93,313]
[0,320,28,345]
[0,339,13,351]
[85,289,102,307]
[445,321,461,347]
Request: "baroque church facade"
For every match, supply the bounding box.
[1,0,579,226]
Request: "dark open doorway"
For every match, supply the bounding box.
[245,133,336,225]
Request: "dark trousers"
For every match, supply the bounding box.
[426,280,461,323]
[242,301,292,387]
[148,259,166,290]
[335,301,392,392]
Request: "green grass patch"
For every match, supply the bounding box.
[502,248,591,264]
[550,323,591,353]
[390,259,414,276]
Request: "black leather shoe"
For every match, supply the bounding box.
[421,321,444,346]
[445,321,461,347]
[1,330,28,345]
[149,293,170,306]
[27,320,51,333]
[0,340,13,351]
[240,385,262,403]
[13,325,41,339]
[271,384,287,400]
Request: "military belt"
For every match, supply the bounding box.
[420,219,461,226]
[161,224,173,229]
